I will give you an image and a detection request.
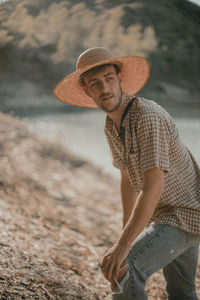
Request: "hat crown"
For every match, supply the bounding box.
[76,47,114,70]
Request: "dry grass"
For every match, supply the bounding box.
[0,112,199,299]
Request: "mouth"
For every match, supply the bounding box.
[102,95,113,101]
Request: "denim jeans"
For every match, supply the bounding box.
[112,224,200,300]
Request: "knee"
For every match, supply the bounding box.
[126,253,148,281]
[126,257,147,284]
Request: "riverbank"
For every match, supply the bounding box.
[25,104,200,179]
[0,111,199,299]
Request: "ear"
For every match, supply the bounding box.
[117,71,122,82]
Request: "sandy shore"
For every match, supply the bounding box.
[0,111,199,299]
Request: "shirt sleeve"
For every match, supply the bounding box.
[136,111,171,173]
[112,155,126,170]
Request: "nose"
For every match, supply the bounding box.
[101,80,110,93]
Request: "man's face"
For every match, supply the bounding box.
[82,65,122,113]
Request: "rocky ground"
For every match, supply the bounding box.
[0,111,199,299]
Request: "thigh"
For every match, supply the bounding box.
[163,240,199,299]
[126,224,191,277]
[112,225,199,300]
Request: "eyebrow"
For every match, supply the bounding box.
[88,72,115,83]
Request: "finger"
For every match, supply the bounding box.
[103,261,110,280]
[101,253,111,269]
[101,254,108,265]
[107,261,115,282]
[114,263,120,280]
[101,262,107,278]
[101,255,111,277]
[101,258,107,274]
[101,262,111,279]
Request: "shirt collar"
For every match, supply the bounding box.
[105,94,137,137]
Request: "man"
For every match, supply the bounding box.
[54,47,200,299]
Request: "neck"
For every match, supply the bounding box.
[108,93,131,131]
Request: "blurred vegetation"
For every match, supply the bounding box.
[124,0,200,87]
[0,0,199,112]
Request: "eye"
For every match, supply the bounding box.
[90,81,99,88]
[107,76,114,81]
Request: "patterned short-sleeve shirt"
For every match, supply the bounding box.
[104,96,200,235]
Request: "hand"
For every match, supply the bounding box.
[110,261,128,291]
[101,242,130,283]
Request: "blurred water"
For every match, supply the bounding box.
[27,110,200,178]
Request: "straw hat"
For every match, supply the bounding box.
[54,47,150,108]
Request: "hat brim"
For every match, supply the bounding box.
[53,56,150,109]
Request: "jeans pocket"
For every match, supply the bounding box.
[111,271,129,296]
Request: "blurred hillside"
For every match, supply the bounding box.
[0,0,200,114]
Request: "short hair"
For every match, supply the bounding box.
[80,63,120,86]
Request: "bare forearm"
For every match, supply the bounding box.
[121,184,136,228]
[101,168,164,284]
[118,170,164,247]
[120,170,137,227]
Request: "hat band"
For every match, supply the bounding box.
[76,48,114,70]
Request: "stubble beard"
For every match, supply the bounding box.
[101,92,122,113]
